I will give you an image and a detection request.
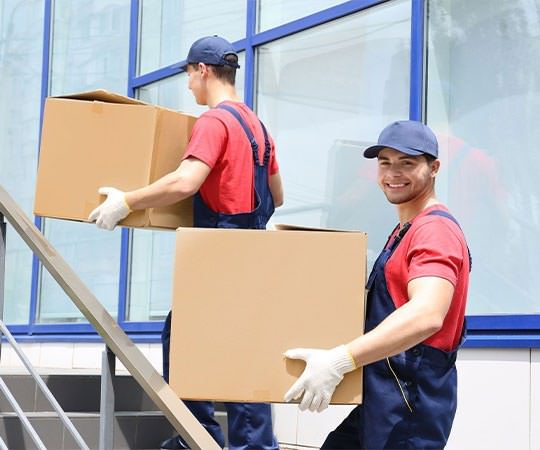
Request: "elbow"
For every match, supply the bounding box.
[171,175,199,200]
[274,196,284,208]
[423,316,444,337]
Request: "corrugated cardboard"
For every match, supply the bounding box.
[34,90,197,229]
[170,226,366,404]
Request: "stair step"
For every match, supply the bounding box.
[0,373,229,448]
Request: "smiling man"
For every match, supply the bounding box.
[284,120,470,449]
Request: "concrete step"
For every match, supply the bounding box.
[0,373,228,449]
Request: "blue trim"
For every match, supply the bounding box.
[126,0,140,97]
[5,333,161,344]
[467,315,540,330]
[463,334,540,348]
[30,0,53,327]
[130,38,249,89]
[244,0,257,108]
[117,229,131,324]
[251,0,388,47]
[7,320,163,335]
[409,0,424,120]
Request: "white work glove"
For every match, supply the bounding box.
[88,187,131,230]
[284,345,357,412]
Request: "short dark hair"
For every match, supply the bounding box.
[188,53,237,85]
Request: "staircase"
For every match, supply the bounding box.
[0,373,227,449]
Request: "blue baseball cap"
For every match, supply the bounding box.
[184,35,240,69]
[363,120,438,159]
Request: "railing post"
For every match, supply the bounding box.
[99,345,116,450]
[0,213,6,360]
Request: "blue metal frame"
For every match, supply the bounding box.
[409,0,424,120]
[7,0,540,348]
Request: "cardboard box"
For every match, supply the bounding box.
[34,90,197,229]
[170,226,366,404]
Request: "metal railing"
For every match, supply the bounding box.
[0,320,88,449]
[0,185,220,450]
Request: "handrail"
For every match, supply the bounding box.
[0,320,89,449]
[0,185,220,450]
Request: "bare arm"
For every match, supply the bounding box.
[348,276,454,366]
[270,172,284,207]
[125,157,211,210]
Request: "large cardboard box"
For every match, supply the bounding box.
[34,90,197,229]
[170,226,366,404]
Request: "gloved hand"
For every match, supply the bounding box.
[88,187,131,230]
[284,345,356,412]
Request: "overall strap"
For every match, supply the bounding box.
[217,104,270,166]
[427,210,472,270]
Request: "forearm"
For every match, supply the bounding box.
[348,301,441,366]
[125,171,196,210]
[125,157,211,211]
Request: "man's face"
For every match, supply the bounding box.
[187,63,207,105]
[376,147,439,205]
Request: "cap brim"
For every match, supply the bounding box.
[363,144,428,158]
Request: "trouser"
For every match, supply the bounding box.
[320,406,363,449]
[162,312,278,450]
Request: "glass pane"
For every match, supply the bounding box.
[138,0,246,75]
[256,0,411,268]
[258,0,346,31]
[0,0,44,323]
[128,54,245,322]
[39,220,121,322]
[427,0,540,315]
[38,0,130,323]
[50,0,130,95]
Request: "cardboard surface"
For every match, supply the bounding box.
[170,227,367,404]
[34,90,197,229]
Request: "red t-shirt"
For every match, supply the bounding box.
[384,205,470,351]
[183,101,279,214]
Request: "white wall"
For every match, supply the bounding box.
[1,344,538,449]
[275,348,540,450]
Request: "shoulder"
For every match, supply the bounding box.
[412,207,466,243]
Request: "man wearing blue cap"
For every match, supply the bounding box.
[89,36,282,450]
[284,120,470,449]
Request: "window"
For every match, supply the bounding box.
[38,0,131,322]
[256,0,411,266]
[427,0,540,315]
[258,0,347,31]
[0,0,44,323]
[138,0,246,75]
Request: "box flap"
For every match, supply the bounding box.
[54,89,146,105]
[274,223,361,233]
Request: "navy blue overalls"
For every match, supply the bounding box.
[322,210,468,450]
[162,103,279,450]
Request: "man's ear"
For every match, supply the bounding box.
[431,159,441,177]
[198,62,209,77]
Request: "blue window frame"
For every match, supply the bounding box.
[7,0,539,347]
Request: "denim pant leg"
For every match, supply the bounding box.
[225,402,278,450]
[320,405,363,449]
[161,311,226,448]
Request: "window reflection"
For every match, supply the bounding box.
[427,0,540,314]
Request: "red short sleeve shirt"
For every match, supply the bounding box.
[384,205,470,351]
[183,101,279,214]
